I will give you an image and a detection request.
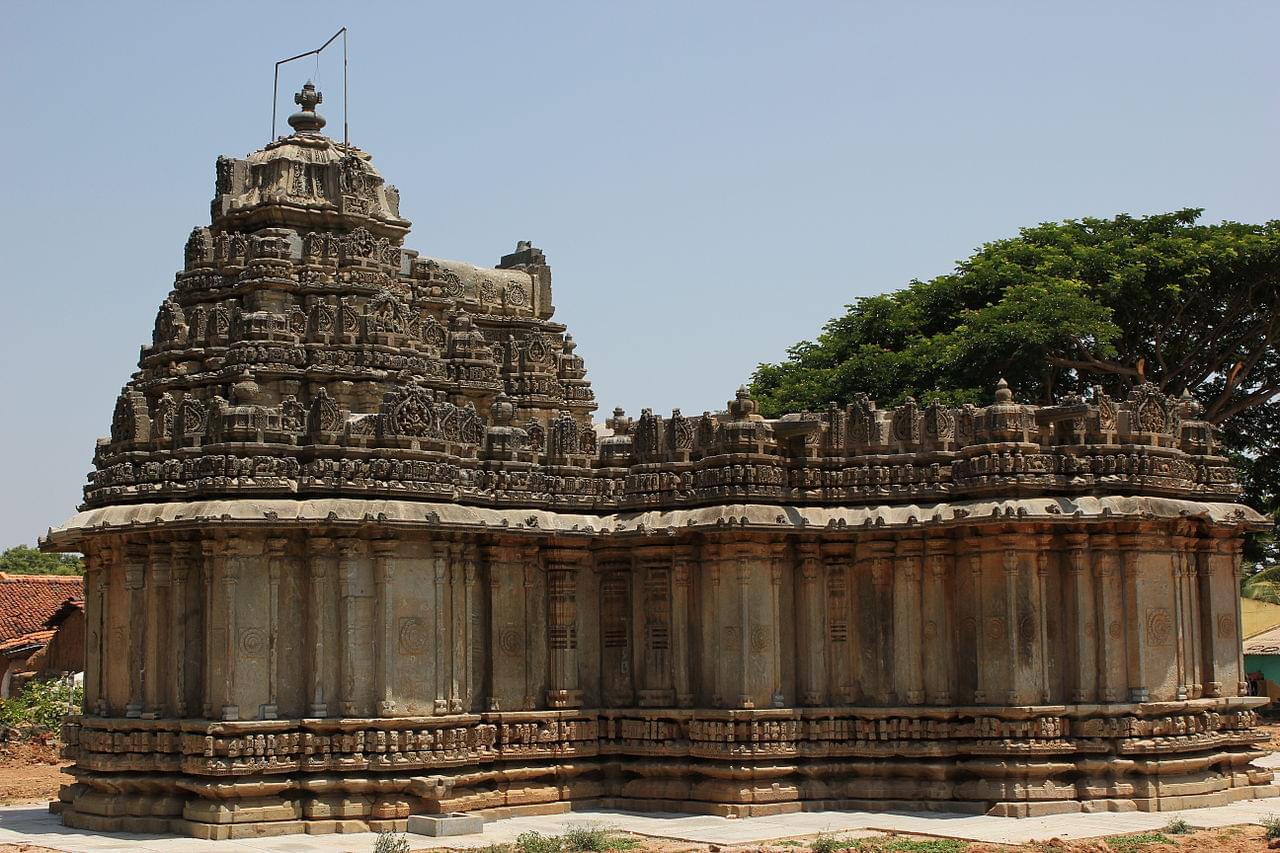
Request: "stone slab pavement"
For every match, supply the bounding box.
[9,757,1280,853]
[5,800,1280,853]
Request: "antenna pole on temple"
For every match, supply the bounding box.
[270,27,349,142]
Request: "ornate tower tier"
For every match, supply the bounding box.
[46,87,1274,839]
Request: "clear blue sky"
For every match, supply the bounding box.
[2,2,1277,549]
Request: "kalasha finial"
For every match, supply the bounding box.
[994,377,1014,403]
[287,81,327,134]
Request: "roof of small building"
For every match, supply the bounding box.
[0,574,84,641]
[0,628,56,657]
[1244,624,1280,655]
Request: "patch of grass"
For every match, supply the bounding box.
[875,840,966,853]
[1264,814,1280,841]
[1162,817,1191,835]
[809,833,853,853]
[777,842,803,848]
[1104,833,1171,853]
[516,831,563,853]
[563,824,640,852]
[372,830,411,853]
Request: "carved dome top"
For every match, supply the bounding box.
[212,85,409,239]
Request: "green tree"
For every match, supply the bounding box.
[0,545,83,576]
[749,209,1280,568]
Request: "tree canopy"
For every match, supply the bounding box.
[749,209,1280,566]
[0,546,83,576]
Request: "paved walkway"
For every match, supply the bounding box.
[6,753,1280,853]
[5,799,1280,853]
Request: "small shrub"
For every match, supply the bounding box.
[1264,814,1280,840]
[1162,817,1191,835]
[562,825,639,852]
[1104,833,1170,853]
[0,677,82,735]
[517,831,563,853]
[373,830,411,853]
[877,840,966,853]
[810,834,857,853]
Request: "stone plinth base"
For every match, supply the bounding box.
[57,701,1275,838]
[407,813,485,836]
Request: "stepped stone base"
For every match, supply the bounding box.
[57,702,1274,839]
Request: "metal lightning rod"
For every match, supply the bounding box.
[271,27,349,144]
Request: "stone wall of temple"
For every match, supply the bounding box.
[43,86,1275,838]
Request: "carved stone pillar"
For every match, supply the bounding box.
[769,545,785,708]
[123,541,147,719]
[824,553,851,704]
[433,541,449,714]
[1169,531,1191,701]
[1092,533,1126,702]
[218,537,240,721]
[735,555,753,709]
[145,539,170,718]
[1231,539,1248,697]
[263,537,287,720]
[545,546,583,709]
[201,539,215,718]
[966,544,987,704]
[894,537,924,705]
[672,546,694,708]
[869,542,895,704]
[462,543,479,713]
[923,536,952,706]
[449,543,465,712]
[1000,541,1021,706]
[522,545,541,710]
[170,541,192,717]
[1064,533,1095,703]
[1182,532,1203,699]
[708,549,723,708]
[306,535,332,717]
[638,555,674,708]
[797,541,825,706]
[373,540,396,716]
[337,537,362,716]
[1034,534,1053,705]
[87,546,110,716]
[1119,534,1149,702]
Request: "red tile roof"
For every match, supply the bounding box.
[0,574,84,641]
[0,629,56,656]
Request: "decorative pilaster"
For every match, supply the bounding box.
[1034,534,1052,705]
[372,540,396,716]
[219,538,240,721]
[88,545,111,716]
[263,538,287,720]
[1119,535,1149,703]
[709,549,723,708]
[824,554,852,704]
[1183,533,1203,699]
[769,545,785,708]
[306,535,332,717]
[1064,533,1095,703]
[1092,534,1125,703]
[123,541,147,718]
[923,537,952,706]
[170,541,192,717]
[201,539,215,718]
[967,545,987,704]
[1170,531,1191,701]
[736,555,753,708]
[797,542,825,706]
[894,537,925,705]
[638,555,674,708]
[1001,543,1020,706]
[433,542,449,714]
[463,543,479,713]
[522,545,540,710]
[337,537,362,716]
[672,546,694,708]
[145,540,170,718]
[869,542,895,704]
[545,547,583,709]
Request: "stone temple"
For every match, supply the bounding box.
[43,84,1276,838]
